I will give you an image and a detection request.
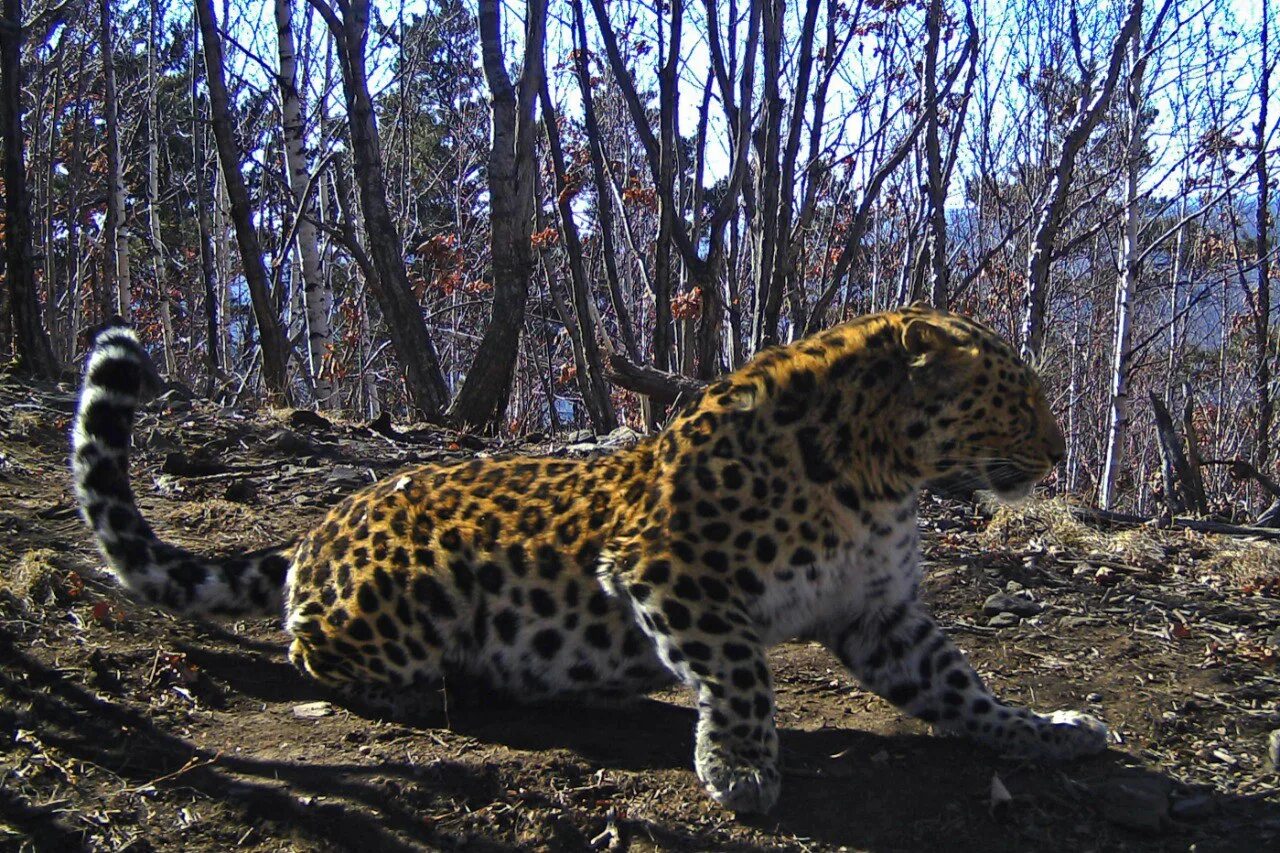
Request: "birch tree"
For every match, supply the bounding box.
[196,0,291,399]
[1019,0,1144,361]
[276,0,334,406]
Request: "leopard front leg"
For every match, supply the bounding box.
[826,601,1109,759]
[610,568,780,813]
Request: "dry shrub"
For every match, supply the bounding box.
[3,549,79,608]
[1201,540,1280,593]
[983,497,1280,586]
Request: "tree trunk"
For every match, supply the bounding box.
[148,0,176,373]
[540,76,617,432]
[99,0,131,320]
[191,11,219,390]
[307,0,450,417]
[1019,0,1143,361]
[1251,0,1273,473]
[923,0,949,309]
[448,0,547,430]
[275,0,334,407]
[0,0,57,375]
[196,0,291,400]
[1100,11,1145,510]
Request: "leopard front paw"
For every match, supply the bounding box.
[694,738,781,813]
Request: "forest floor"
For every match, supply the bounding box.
[1,373,1278,853]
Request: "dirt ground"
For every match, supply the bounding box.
[1,374,1278,852]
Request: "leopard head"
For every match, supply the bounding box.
[898,307,1064,501]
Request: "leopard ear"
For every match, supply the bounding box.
[902,317,964,364]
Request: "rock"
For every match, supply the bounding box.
[1095,775,1172,831]
[161,451,228,477]
[289,409,332,431]
[1060,615,1103,628]
[1268,729,1280,772]
[1265,629,1280,657]
[223,480,258,503]
[600,426,642,448]
[987,613,1021,628]
[1086,692,1103,703]
[565,429,595,444]
[292,701,334,719]
[325,466,369,490]
[268,429,320,457]
[982,592,1042,618]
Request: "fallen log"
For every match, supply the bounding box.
[1070,505,1280,541]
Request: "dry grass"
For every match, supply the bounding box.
[3,549,76,608]
[982,497,1279,586]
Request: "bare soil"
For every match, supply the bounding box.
[2,375,1277,852]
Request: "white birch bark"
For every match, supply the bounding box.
[1099,11,1146,510]
[275,0,333,406]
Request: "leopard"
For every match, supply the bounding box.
[71,304,1109,814]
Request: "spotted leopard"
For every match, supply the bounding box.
[71,305,1108,813]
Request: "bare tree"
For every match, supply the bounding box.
[276,0,334,406]
[99,0,130,321]
[1019,0,1144,361]
[0,0,57,375]
[448,0,547,430]
[306,0,451,417]
[1249,0,1273,472]
[196,0,291,399]
[147,0,176,373]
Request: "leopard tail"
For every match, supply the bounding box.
[70,322,291,616]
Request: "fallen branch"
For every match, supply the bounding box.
[605,352,707,402]
[1070,505,1280,541]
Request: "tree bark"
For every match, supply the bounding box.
[448,0,547,430]
[1251,0,1273,473]
[306,0,450,417]
[1100,10,1145,510]
[191,11,219,390]
[148,0,176,373]
[275,0,333,406]
[196,0,291,400]
[1019,0,1143,361]
[0,0,57,376]
[540,75,617,432]
[99,0,130,320]
[923,0,949,309]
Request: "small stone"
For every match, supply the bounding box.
[1266,629,1280,656]
[565,429,595,444]
[161,451,228,477]
[600,426,642,448]
[268,429,319,457]
[325,466,369,490]
[292,701,333,719]
[1087,692,1103,703]
[223,479,257,503]
[1060,615,1101,628]
[289,409,332,431]
[1005,580,1025,593]
[988,613,1021,628]
[1267,729,1280,772]
[982,592,1042,618]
